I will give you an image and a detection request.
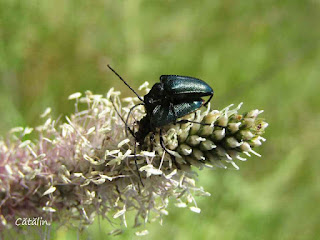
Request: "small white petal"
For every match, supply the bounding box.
[117,139,130,148]
[86,126,96,135]
[139,164,163,177]
[19,140,31,148]
[113,208,126,219]
[43,138,52,143]
[108,229,123,236]
[122,149,132,158]
[135,230,149,236]
[98,126,111,133]
[122,97,134,102]
[73,173,84,178]
[42,186,56,196]
[243,151,251,157]
[105,149,120,156]
[40,107,52,118]
[175,202,187,208]
[0,215,7,226]
[236,102,243,110]
[84,154,105,165]
[92,178,106,185]
[27,145,37,158]
[229,161,240,170]
[225,153,232,160]
[68,92,82,100]
[10,127,24,133]
[259,136,267,142]
[100,174,113,181]
[237,156,247,161]
[23,127,33,135]
[160,209,168,215]
[190,207,201,213]
[166,149,182,158]
[141,151,156,157]
[5,165,13,175]
[165,169,177,179]
[92,94,103,101]
[138,81,149,90]
[250,149,261,157]
[44,118,52,127]
[42,207,56,212]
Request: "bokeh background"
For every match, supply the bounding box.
[1,0,320,239]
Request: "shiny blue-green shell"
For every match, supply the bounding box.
[150,100,204,127]
[160,75,213,97]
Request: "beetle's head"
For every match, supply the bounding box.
[144,83,164,105]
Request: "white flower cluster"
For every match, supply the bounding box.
[0,85,267,235]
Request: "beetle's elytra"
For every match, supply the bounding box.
[144,75,213,128]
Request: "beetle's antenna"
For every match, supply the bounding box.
[107,65,144,102]
[125,103,144,136]
[110,97,136,138]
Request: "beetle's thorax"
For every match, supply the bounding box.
[143,83,165,109]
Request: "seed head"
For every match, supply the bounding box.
[0,86,267,235]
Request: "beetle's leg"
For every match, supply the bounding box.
[159,128,181,169]
[149,132,156,152]
[110,98,144,189]
[132,124,144,189]
[204,93,213,106]
[176,119,228,131]
[125,103,144,137]
[176,119,210,125]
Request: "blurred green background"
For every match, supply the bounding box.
[1,0,320,239]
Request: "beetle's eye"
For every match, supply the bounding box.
[144,95,152,104]
[151,83,163,92]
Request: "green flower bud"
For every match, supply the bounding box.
[225,137,241,148]
[240,142,252,152]
[186,135,206,146]
[228,122,241,134]
[191,148,205,161]
[200,139,216,151]
[240,130,254,140]
[177,144,193,156]
[212,128,226,141]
